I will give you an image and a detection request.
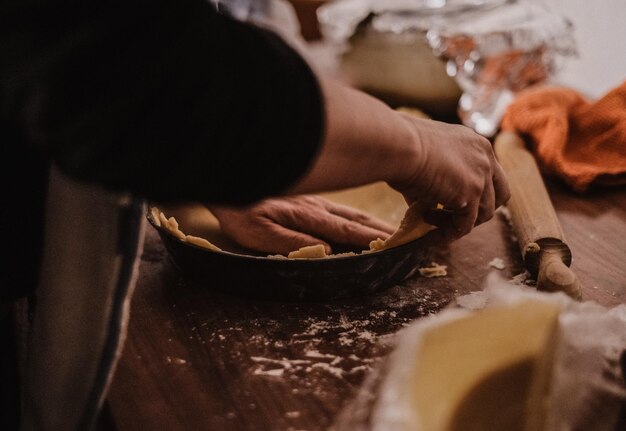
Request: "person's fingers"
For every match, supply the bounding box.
[423,207,454,229]
[449,200,480,239]
[260,223,331,256]
[289,207,392,248]
[212,195,401,255]
[419,225,455,246]
[266,197,392,247]
[229,219,331,256]
[324,201,396,234]
[492,162,511,207]
[476,180,496,226]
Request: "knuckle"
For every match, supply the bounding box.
[341,220,360,235]
[350,213,369,224]
[301,195,320,205]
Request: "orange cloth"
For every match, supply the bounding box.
[501,80,626,192]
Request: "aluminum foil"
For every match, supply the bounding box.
[425,1,577,135]
[318,0,577,135]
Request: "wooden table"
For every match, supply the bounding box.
[106,180,626,430]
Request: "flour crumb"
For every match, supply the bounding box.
[330,357,342,366]
[253,368,285,377]
[497,206,512,225]
[510,270,535,285]
[311,362,344,379]
[286,411,301,419]
[304,350,336,359]
[455,291,488,310]
[250,356,311,369]
[488,257,506,270]
[497,206,518,242]
[418,262,448,278]
[165,356,187,365]
[338,334,354,346]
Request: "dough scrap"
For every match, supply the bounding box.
[287,244,328,259]
[418,262,448,278]
[185,235,222,252]
[158,212,185,240]
[158,211,223,252]
[369,201,436,252]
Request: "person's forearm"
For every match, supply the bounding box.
[287,77,420,195]
[288,75,510,240]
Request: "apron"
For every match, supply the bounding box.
[21,166,145,430]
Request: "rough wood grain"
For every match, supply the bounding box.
[107,183,626,430]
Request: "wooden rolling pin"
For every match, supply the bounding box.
[494,132,582,300]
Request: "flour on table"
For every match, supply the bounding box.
[165,356,188,365]
[488,257,506,270]
[497,206,518,242]
[510,270,536,286]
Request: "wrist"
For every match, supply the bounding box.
[385,113,425,193]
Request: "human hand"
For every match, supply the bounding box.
[393,114,510,240]
[209,196,395,255]
[283,78,508,242]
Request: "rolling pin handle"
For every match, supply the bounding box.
[537,252,583,300]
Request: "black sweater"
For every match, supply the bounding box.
[0,0,324,301]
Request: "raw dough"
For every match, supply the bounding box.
[418,262,448,278]
[156,210,222,252]
[287,244,327,259]
[409,300,560,431]
[369,201,436,251]
[157,212,185,240]
[185,235,221,252]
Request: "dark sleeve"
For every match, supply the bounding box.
[0,0,324,205]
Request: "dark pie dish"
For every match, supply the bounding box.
[147,182,436,301]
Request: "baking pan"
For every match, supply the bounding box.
[147,183,436,301]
